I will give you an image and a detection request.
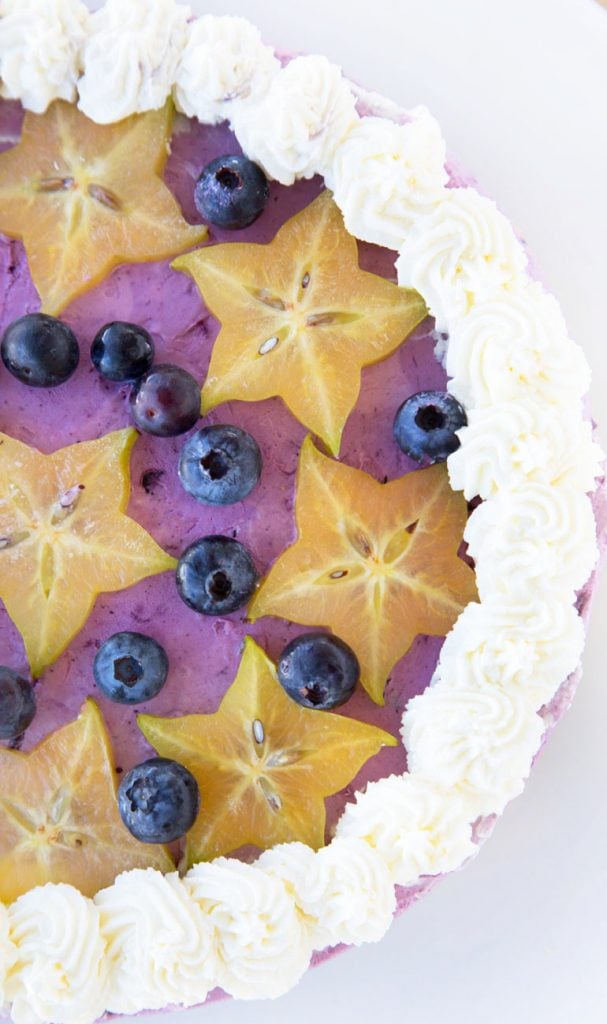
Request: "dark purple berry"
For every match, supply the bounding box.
[118,758,199,843]
[1,313,79,387]
[178,424,262,505]
[130,364,200,437]
[393,390,467,464]
[176,535,258,615]
[93,632,168,705]
[0,667,36,739]
[91,321,154,382]
[277,633,359,710]
[194,155,269,229]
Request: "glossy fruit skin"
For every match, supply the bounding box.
[0,667,36,739]
[93,632,169,705]
[1,313,79,387]
[176,535,258,615]
[194,154,270,229]
[91,321,154,382]
[277,632,360,710]
[393,390,467,464]
[130,364,200,437]
[178,424,262,506]
[118,757,200,843]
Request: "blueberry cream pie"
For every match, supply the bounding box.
[0,1,605,1021]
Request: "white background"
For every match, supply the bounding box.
[148,0,607,1021]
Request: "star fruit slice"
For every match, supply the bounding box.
[139,637,397,864]
[0,699,173,903]
[173,190,428,455]
[249,437,478,705]
[0,428,177,677]
[0,100,207,314]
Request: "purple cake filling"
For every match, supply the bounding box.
[0,103,454,838]
[1,96,605,876]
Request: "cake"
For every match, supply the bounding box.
[0,1,605,1022]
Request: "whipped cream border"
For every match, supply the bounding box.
[0,3,603,1021]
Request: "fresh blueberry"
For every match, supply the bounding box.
[179,425,262,506]
[91,321,154,382]
[194,155,270,229]
[93,632,169,705]
[393,390,467,463]
[0,667,36,739]
[130,364,200,437]
[176,536,258,615]
[277,633,360,710]
[1,313,79,387]
[118,757,199,843]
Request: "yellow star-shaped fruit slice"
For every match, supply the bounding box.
[139,637,397,863]
[0,699,173,903]
[173,190,427,455]
[0,100,207,314]
[249,437,478,705]
[0,428,176,677]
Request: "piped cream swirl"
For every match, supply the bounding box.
[5,884,107,1024]
[395,189,528,331]
[325,107,448,250]
[95,869,215,1014]
[445,282,591,409]
[184,859,312,999]
[232,55,358,185]
[78,0,189,123]
[174,15,279,125]
[465,483,599,600]
[448,397,603,499]
[402,682,545,814]
[0,0,89,113]
[438,598,586,710]
[255,842,320,933]
[261,838,395,949]
[309,838,396,947]
[335,775,477,886]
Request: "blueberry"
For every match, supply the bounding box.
[179,425,262,506]
[176,536,258,615]
[194,155,269,229]
[130,364,200,437]
[0,667,36,739]
[118,757,199,843]
[393,390,467,463]
[1,313,79,387]
[277,633,359,710]
[91,321,154,382]
[93,632,168,705]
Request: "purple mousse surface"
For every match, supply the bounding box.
[0,101,452,837]
[1,94,605,886]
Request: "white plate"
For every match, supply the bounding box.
[152,1,607,1021]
